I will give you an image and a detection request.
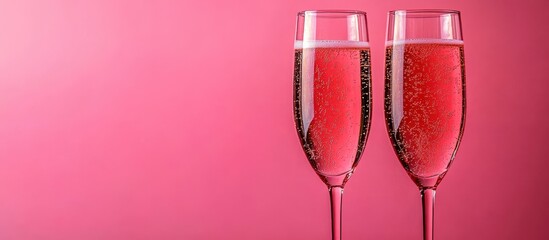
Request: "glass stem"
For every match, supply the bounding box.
[329,186,343,240]
[421,188,436,240]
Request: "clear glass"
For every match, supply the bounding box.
[384,9,465,240]
[293,10,371,240]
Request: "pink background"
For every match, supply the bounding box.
[0,0,547,239]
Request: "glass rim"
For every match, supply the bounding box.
[298,10,367,16]
[389,9,460,15]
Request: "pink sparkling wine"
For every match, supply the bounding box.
[384,40,466,187]
[293,40,371,186]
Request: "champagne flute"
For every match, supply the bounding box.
[293,10,371,240]
[384,9,466,240]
